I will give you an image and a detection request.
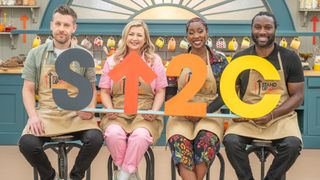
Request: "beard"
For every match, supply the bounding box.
[53,34,70,45]
[251,32,275,48]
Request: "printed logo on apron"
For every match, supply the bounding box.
[44,64,77,89]
[254,79,280,95]
[45,70,67,89]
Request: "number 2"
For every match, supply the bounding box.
[164,54,207,117]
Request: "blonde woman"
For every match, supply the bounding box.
[99,20,167,180]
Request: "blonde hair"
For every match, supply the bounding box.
[114,20,156,65]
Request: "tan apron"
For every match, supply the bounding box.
[100,62,164,143]
[225,53,302,141]
[22,51,100,137]
[166,52,224,141]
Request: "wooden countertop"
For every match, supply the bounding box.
[0,67,23,74]
[304,70,320,76]
[0,67,320,76]
[0,67,104,74]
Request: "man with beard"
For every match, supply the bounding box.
[223,12,304,180]
[19,5,103,180]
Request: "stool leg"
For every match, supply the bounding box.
[206,164,211,180]
[107,155,114,180]
[57,144,68,180]
[171,158,176,180]
[217,153,225,180]
[282,173,286,180]
[86,166,91,180]
[33,168,39,180]
[260,148,266,180]
[144,151,151,180]
[149,148,155,180]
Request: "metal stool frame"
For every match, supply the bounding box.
[170,152,225,180]
[246,140,286,180]
[33,137,91,180]
[107,147,155,180]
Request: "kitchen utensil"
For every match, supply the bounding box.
[155,37,165,48]
[216,38,226,49]
[45,36,53,43]
[279,38,288,48]
[20,15,28,44]
[290,37,301,50]
[32,35,41,48]
[228,37,238,51]
[206,37,213,48]
[0,11,4,32]
[107,36,116,48]
[71,36,78,45]
[167,37,176,51]
[241,37,251,49]
[94,36,103,47]
[179,38,189,49]
[80,36,92,49]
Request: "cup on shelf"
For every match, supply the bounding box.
[314,63,320,71]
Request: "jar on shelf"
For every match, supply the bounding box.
[314,55,320,71]
[301,0,319,8]
[312,0,318,8]
[28,0,36,6]
[300,0,306,8]
[22,0,28,5]
[16,0,23,5]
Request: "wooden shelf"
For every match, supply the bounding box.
[299,8,320,11]
[0,5,39,8]
[11,29,320,37]
[299,8,320,27]
[0,5,40,23]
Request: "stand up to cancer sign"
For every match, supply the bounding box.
[53,49,280,119]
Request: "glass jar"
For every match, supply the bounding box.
[28,0,36,6]
[22,0,28,5]
[16,0,23,5]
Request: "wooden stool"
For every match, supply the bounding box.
[33,135,91,180]
[246,139,286,180]
[107,147,155,180]
[170,152,225,180]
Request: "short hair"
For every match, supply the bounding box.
[186,17,208,33]
[251,11,277,29]
[52,5,77,24]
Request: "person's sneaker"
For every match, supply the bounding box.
[54,175,62,180]
[113,170,120,180]
[128,172,141,180]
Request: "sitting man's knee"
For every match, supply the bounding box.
[223,134,241,147]
[84,129,104,146]
[282,136,302,154]
[19,134,42,153]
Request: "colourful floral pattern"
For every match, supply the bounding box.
[168,130,220,171]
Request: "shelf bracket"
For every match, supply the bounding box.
[303,11,308,27]
[30,8,37,23]
[9,33,16,49]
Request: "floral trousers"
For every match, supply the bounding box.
[168,130,220,171]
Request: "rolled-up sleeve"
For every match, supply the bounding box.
[21,49,37,82]
[85,67,96,83]
[98,59,112,89]
[153,55,168,90]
